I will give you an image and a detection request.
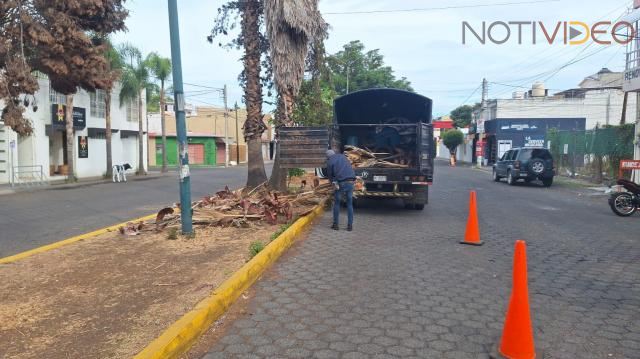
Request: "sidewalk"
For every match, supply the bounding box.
[0,171,170,196]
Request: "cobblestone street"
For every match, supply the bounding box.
[203,162,639,359]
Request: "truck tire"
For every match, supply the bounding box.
[507,170,516,186]
[414,204,425,210]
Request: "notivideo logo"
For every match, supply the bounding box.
[462,21,636,45]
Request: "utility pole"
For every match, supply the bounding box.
[223,84,229,168]
[168,0,192,234]
[477,78,488,167]
[235,102,240,164]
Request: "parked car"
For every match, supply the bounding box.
[492,147,555,187]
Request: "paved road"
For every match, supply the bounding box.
[203,162,640,358]
[0,166,270,257]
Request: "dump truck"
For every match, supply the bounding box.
[279,88,435,210]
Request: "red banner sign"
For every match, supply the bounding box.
[475,141,485,157]
[621,160,640,170]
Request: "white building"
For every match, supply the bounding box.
[487,69,637,130]
[0,75,147,185]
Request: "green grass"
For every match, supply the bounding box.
[248,241,265,259]
[166,228,178,240]
[270,223,292,241]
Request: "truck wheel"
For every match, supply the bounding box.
[404,201,414,210]
[414,204,425,210]
[542,177,553,187]
[493,169,501,182]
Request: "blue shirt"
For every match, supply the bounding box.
[326,153,356,182]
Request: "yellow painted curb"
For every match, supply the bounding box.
[134,200,327,359]
[0,213,157,265]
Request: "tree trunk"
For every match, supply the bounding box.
[105,91,113,177]
[621,91,628,125]
[242,0,267,189]
[138,93,146,175]
[160,80,168,172]
[247,138,267,188]
[269,96,290,192]
[65,94,76,182]
[268,141,287,191]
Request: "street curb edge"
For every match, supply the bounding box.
[0,213,157,265]
[133,200,327,359]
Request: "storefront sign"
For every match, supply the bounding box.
[524,135,545,147]
[78,136,89,158]
[51,104,86,130]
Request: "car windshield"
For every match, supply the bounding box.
[518,149,551,161]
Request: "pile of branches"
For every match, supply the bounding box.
[119,182,332,236]
[344,145,409,168]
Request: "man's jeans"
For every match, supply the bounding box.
[333,181,354,226]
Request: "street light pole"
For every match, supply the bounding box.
[168,0,192,234]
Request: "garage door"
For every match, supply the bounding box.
[188,144,205,164]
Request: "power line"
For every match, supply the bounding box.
[323,0,561,15]
[459,83,482,107]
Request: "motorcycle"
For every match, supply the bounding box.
[608,179,640,217]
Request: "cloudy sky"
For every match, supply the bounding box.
[113,0,634,116]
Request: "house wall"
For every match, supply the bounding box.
[492,89,636,129]
[159,137,217,167]
[0,77,147,184]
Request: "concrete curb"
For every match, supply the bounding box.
[0,213,157,265]
[133,200,327,359]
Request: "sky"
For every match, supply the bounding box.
[113,0,635,117]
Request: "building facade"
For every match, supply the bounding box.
[0,76,147,185]
[148,105,273,167]
[477,69,635,164]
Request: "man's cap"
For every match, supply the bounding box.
[326,149,336,158]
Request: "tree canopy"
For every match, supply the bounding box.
[449,104,479,129]
[292,40,413,126]
[327,40,413,96]
[0,0,129,135]
[442,129,464,153]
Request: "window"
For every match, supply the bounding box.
[509,150,519,161]
[500,151,511,161]
[90,90,106,118]
[49,86,66,104]
[126,100,139,122]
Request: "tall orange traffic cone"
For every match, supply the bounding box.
[460,191,483,245]
[499,240,536,359]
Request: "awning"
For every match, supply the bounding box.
[87,127,119,137]
[120,130,146,138]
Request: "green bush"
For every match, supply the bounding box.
[442,129,464,153]
[270,223,292,241]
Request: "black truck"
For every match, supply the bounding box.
[280,88,435,210]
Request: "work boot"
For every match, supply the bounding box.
[347,224,353,232]
[331,223,339,230]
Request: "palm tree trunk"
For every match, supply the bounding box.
[269,96,288,191]
[242,0,267,189]
[160,80,168,172]
[138,93,146,175]
[105,91,113,177]
[65,94,76,181]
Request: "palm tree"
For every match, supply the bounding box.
[145,52,172,172]
[102,40,124,178]
[264,0,327,190]
[241,0,269,188]
[118,45,149,175]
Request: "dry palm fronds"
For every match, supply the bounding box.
[344,145,409,168]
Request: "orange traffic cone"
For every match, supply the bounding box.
[460,191,483,245]
[499,240,536,359]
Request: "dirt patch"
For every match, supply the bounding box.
[0,224,278,359]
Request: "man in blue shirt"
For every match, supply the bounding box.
[326,149,356,231]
